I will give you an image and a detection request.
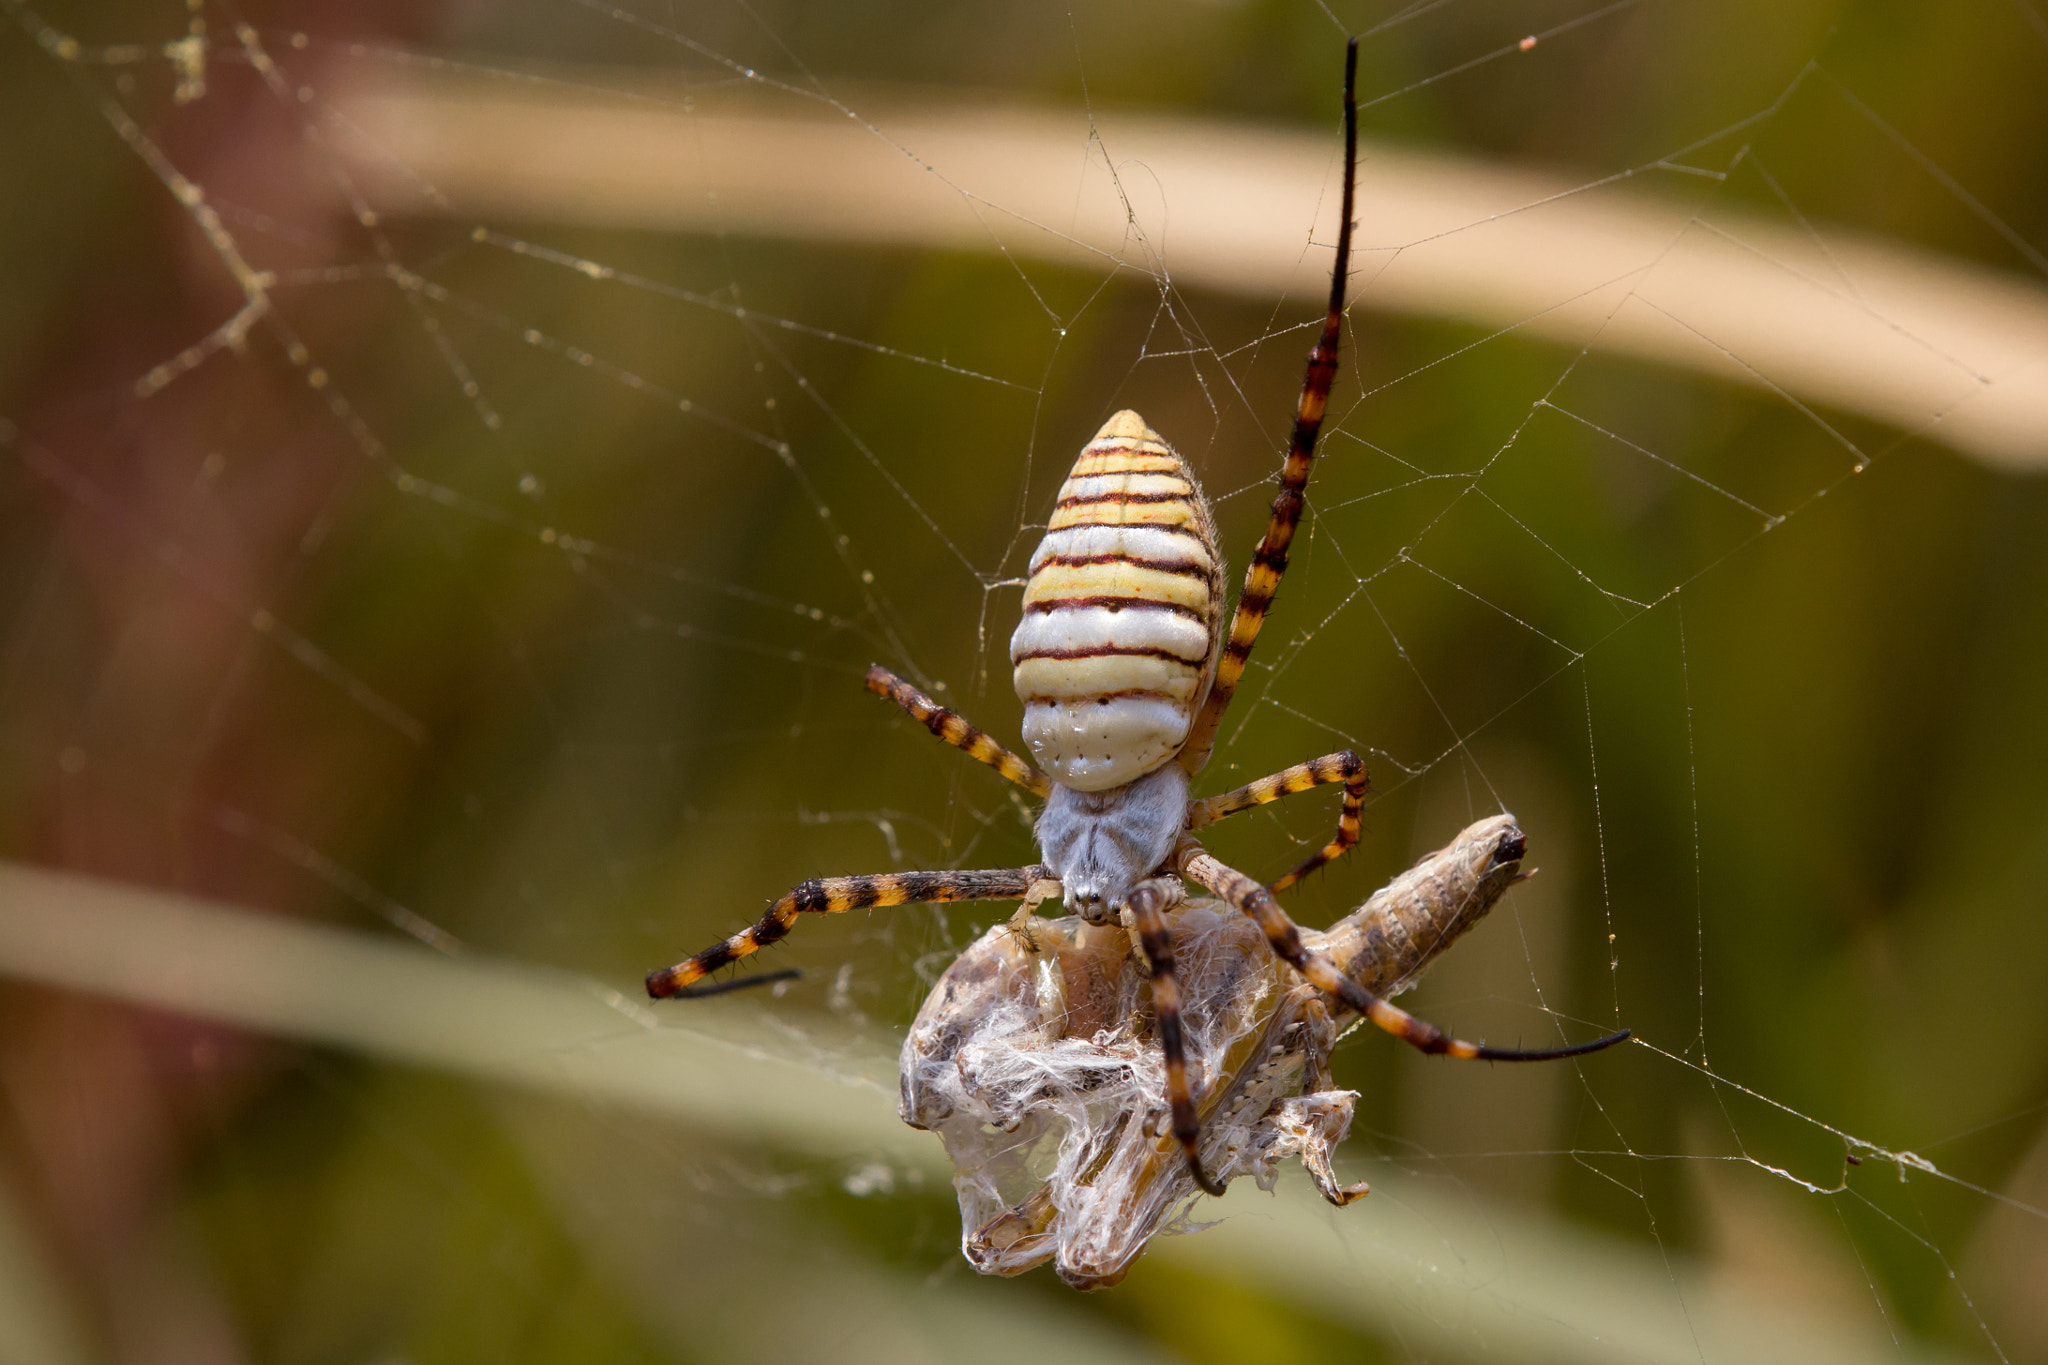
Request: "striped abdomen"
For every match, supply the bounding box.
[1010,411,1224,791]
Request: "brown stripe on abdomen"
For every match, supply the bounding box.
[1032,552,1214,578]
[1012,642,1209,665]
[1054,488,1197,509]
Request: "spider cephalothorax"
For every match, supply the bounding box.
[647,38,1627,1205]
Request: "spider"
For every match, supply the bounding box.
[648,38,1629,1197]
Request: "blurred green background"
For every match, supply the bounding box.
[2,0,2046,1361]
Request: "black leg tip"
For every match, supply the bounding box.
[657,967,802,1001]
[1473,1026,1633,1062]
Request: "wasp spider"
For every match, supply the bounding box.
[649,39,1629,1197]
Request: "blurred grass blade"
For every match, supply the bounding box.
[0,861,919,1164]
[0,861,1980,1364]
[333,69,2048,473]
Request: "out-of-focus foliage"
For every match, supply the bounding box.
[1,0,2044,1361]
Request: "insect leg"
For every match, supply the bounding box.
[1186,749,1368,890]
[867,665,1053,796]
[647,864,1047,998]
[1180,848,1630,1061]
[1125,877,1227,1197]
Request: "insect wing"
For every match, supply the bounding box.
[900,815,1536,1288]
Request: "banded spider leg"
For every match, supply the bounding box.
[1188,749,1370,890]
[646,865,1045,998]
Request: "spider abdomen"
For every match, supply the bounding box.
[1010,411,1225,790]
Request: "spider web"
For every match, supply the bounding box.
[1,0,2045,1361]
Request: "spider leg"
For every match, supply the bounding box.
[1186,749,1368,890]
[867,665,1053,797]
[1179,847,1630,1061]
[647,864,1047,998]
[1125,878,1227,1197]
[1178,39,1359,776]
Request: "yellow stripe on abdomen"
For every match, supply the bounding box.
[1023,561,1215,615]
[1010,411,1225,791]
